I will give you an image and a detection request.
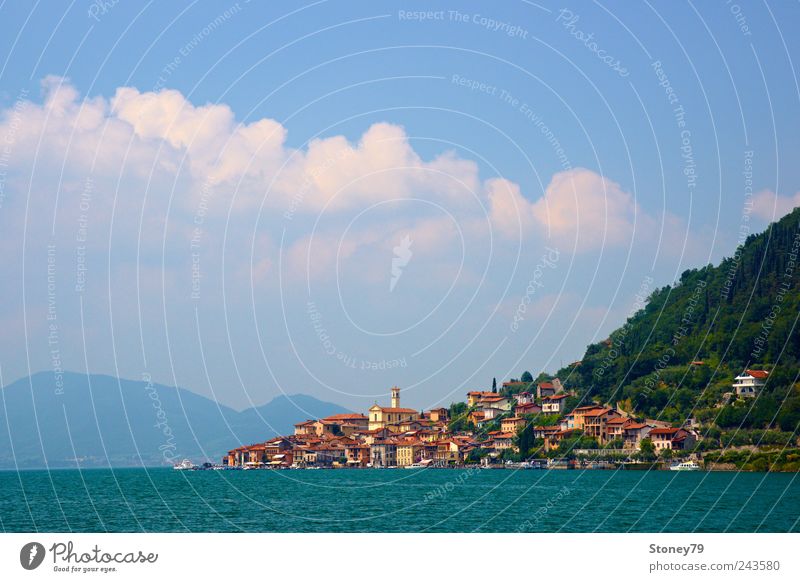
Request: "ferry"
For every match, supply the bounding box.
[173,459,195,470]
[670,460,700,471]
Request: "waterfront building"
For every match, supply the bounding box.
[648,427,696,451]
[622,423,652,449]
[344,443,370,467]
[370,440,397,467]
[396,440,425,466]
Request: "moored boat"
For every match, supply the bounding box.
[173,459,194,470]
[670,460,700,471]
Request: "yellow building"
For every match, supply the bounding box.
[396,440,425,466]
[368,386,419,430]
[501,416,526,433]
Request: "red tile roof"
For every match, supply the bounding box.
[649,427,681,436]
[745,369,769,379]
[583,407,616,417]
[323,413,368,421]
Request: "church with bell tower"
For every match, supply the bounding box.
[368,386,419,431]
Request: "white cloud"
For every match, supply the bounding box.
[531,168,639,251]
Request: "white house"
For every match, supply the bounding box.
[733,369,768,397]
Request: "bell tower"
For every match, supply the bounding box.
[391,386,400,408]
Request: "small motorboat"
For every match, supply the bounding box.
[670,460,700,471]
[173,459,195,470]
[405,459,434,469]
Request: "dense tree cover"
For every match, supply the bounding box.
[516,422,535,457]
[547,208,800,428]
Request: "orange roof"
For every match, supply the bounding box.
[534,425,560,432]
[543,394,568,401]
[745,369,769,379]
[378,407,418,413]
[583,407,616,417]
[323,413,368,421]
[624,423,649,430]
[538,382,554,389]
[649,427,681,436]
[606,417,630,425]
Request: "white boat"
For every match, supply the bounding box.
[405,459,434,469]
[173,459,195,470]
[670,460,700,471]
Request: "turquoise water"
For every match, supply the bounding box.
[0,468,798,532]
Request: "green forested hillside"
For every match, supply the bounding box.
[554,208,800,431]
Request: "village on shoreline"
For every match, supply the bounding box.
[202,367,795,473]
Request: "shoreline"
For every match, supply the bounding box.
[2,464,796,473]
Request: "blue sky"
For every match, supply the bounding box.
[1,1,798,412]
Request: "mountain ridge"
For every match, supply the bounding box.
[0,371,349,468]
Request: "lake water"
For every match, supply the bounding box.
[1,468,798,532]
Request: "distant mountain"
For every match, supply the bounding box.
[0,371,349,468]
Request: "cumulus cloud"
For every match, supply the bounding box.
[0,77,649,277]
[751,189,800,221]
[531,168,639,251]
